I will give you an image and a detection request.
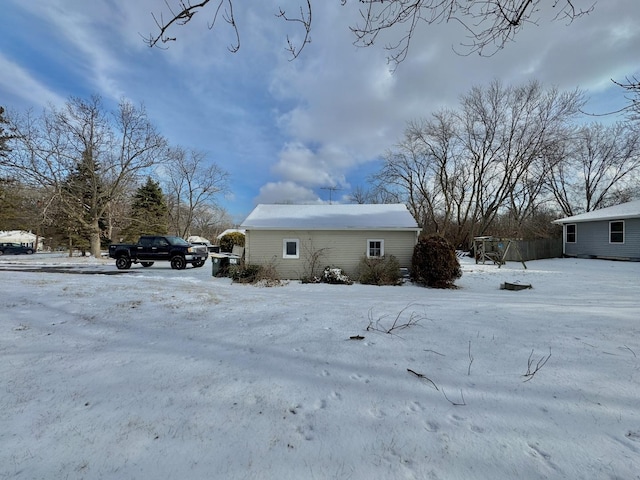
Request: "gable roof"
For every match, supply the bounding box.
[0,230,37,242]
[240,204,420,231]
[553,199,640,224]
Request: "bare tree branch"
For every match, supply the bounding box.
[522,348,551,382]
[351,1,595,66]
[144,0,240,53]
[277,0,312,60]
[442,388,466,405]
[611,76,640,121]
[144,1,595,67]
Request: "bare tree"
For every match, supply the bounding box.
[373,80,584,246]
[371,111,470,242]
[3,96,167,257]
[189,203,233,240]
[0,106,12,157]
[459,81,583,240]
[144,1,594,64]
[164,147,229,238]
[546,122,640,216]
[348,184,401,204]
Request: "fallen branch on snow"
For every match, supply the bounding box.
[522,348,551,382]
[367,304,424,335]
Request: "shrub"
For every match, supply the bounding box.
[229,261,281,286]
[299,241,329,283]
[411,234,462,288]
[321,266,353,285]
[300,274,321,284]
[358,255,403,286]
[229,263,262,283]
[219,232,245,253]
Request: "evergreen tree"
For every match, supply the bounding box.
[0,177,23,229]
[121,177,168,241]
[56,149,108,253]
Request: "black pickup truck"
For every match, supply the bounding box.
[108,235,209,270]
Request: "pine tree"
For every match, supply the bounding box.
[55,149,108,253]
[121,177,168,241]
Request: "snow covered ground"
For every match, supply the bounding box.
[1,253,639,479]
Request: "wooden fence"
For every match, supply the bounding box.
[503,238,563,262]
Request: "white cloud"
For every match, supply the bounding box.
[0,53,66,108]
[254,181,322,205]
[271,143,349,189]
[262,0,640,207]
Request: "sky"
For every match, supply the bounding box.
[1,253,639,478]
[1,1,639,223]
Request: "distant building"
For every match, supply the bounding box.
[553,200,640,261]
[0,230,40,250]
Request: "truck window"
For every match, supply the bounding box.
[139,237,153,247]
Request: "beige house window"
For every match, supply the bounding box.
[367,239,384,258]
[283,239,300,259]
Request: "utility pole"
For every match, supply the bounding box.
[320,186,341,204]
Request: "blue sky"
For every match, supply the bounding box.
[1,1,639,223]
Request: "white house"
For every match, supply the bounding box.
[240,204,421,280]
[0,230,41,250]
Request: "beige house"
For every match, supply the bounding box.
[240,204,421,280]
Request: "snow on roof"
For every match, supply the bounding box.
[0,230,37,242]
[187,235,211,244]
[240,204,420,230]
[553,199,640,224]
[216,228,246,240]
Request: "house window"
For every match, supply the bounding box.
[283,239,299,259]
[566,224,576,243]
[367,239,384,258]
[610,221,624,244]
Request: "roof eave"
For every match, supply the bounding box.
[553,213,640,224]
[242,226,421,231]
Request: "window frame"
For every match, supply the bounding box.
[367,239,385,258]
[609,221,625,244]
[282,238,300,259]
[565,224,576,244]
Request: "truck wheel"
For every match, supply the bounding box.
[116,256,132,270]
[192,260,205,268]
[141,262,154,267]
[170,255,186,270]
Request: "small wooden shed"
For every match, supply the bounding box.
[240,204,421,280]
[553,200,640,261]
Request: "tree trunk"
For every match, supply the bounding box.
[90,218,102,258]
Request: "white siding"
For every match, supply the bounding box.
[245,230,418,280]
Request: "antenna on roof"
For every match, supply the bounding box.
[320,186,341,205]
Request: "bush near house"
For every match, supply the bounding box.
[357,255,403,286]
[411,234,462,289]
[321,267,353,285]
[229,261,281,286]
[219,232,245,253]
